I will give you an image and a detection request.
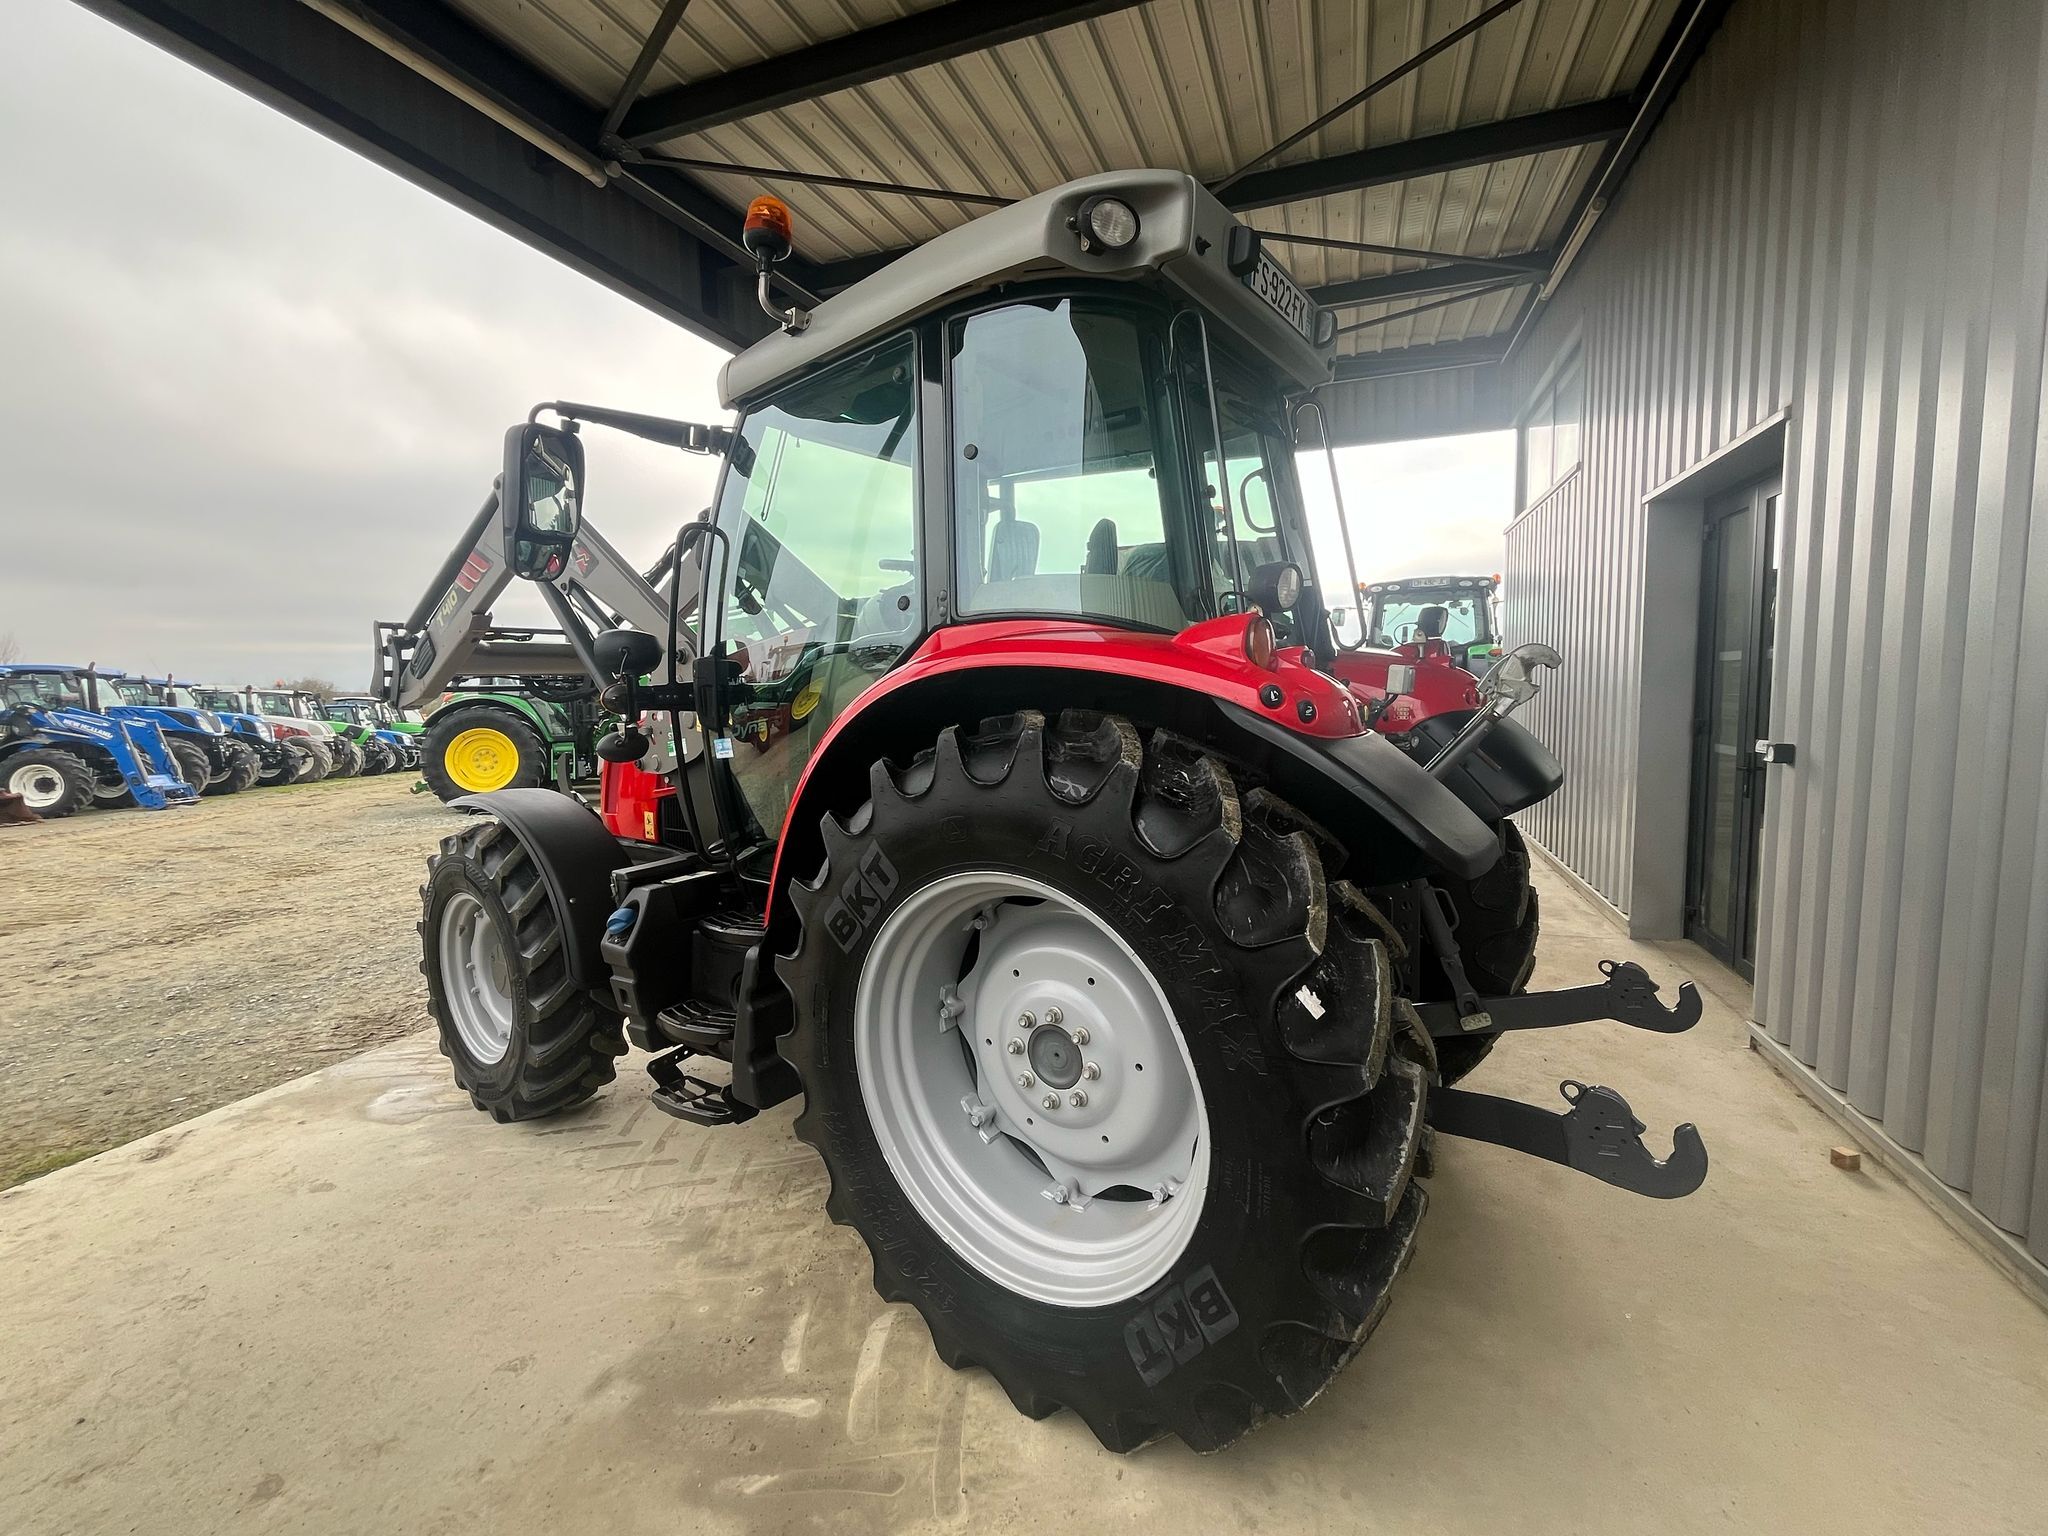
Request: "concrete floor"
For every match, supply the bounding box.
[5,868,2046,1536]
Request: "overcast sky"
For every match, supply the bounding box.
[1,0,1508,688]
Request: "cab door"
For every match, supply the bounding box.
[703,336,922,864]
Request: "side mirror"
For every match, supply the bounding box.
[593,627,662,682]
[1416,605,1449,639]
[503,422,584,581]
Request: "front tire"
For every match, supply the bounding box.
[419,819,627,1120]
[421,709,549,802]
[780,711,1432,1453]
[204,739,261,795]
[166,738,212,793]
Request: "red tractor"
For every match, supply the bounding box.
[417,174,1705,1452]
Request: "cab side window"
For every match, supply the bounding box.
[950,301,1192,632]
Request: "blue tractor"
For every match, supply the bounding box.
[6,664,236,801]
[98,672,263,795]
[0,667,198,815]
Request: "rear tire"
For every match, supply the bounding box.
[420,709,549,802]
[419,819,627,1120]
[780,710,1432,1453]
[166,738,211,793]
[4,748,94,818]
[362,738,396,775]
[1426,822,1540,1086]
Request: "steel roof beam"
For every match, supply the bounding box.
[1311,257,1554,310]
[71,0,794,345]
[267,0,828,301]
[1223,96,1633,212]
[617,0,1151,149]
[1332,337,1511,381]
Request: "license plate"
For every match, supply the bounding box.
[1243,250,1317,342]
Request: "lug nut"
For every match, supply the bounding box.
[1041,1093,1060,1111]
[1016,1072,1035,1089]
[1017,1010,1035,1029]
[1071,1026,1090,1046]
[1068,1090,1088,1108]
[1082,1061,1101,1081]
[1045,1005,1063,1026]
[1006,1038,1025,1055]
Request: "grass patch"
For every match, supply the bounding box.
[6,1145,103,1187]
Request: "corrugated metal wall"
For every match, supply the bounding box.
[1473,0,2048,1264]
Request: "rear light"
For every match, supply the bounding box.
[1243,616,1277,669]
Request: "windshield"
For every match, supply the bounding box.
[1368,593,1495,647]
[194,689,239,713]
[112,680,155,705]
[2,680,49,709]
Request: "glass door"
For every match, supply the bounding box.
[1685,476,1779,977]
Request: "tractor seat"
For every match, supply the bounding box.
[988,517,1040,581]
[1084,518,1119,575]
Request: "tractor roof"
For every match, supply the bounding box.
[1362,575,1499,594]
[719,169,1335,409]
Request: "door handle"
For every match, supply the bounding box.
[1753,740,1795,766]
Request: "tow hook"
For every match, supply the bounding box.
[1429,1080,1709,1199]
[1413,958,1703,1039]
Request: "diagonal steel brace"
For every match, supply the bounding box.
[1414,958,1702,1039]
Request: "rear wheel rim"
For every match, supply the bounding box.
[445,727,519,792]
[853,870,1209,1308]
[8,763,67,810]
[439,890,515,1063]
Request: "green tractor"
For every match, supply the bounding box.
[415,684,596,800]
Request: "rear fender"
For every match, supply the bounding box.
[449,788,633,991]
[763,658,1499,950]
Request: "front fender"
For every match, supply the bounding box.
[449,788,631,990]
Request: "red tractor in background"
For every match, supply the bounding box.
[415,174,1704,1454]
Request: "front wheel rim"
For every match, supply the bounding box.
[853,870,1209,1309]
[439,890,515,1063]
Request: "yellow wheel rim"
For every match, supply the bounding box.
[445,726,520,792]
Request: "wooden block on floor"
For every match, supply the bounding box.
[1830,1146,1862,1172]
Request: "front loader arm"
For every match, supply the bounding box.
[376,485,701,712]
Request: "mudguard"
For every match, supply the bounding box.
[450,787,633,990]
[765,624,1504,924]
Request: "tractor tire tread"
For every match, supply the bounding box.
[779,708,1431,1454]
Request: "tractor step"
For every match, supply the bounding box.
[1428,1079,1708,1198]
[646,1049,757,1127]
[1414,959,1701,1040]
[654,998,737,1054]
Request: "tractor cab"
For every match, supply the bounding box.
[501,172,1361,882]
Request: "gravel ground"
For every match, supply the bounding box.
[0,775,454,1186]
